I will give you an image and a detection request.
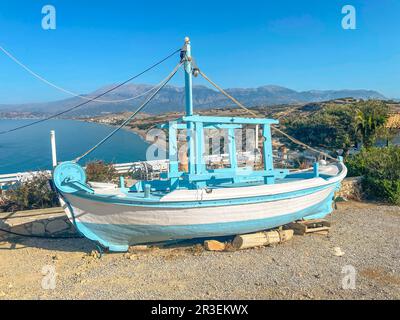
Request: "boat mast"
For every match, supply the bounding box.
[183,37,195,174]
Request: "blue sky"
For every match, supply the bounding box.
[0,0,399,104]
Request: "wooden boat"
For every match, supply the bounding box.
[53,38,347,252]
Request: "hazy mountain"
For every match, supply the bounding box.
[0,84,386,117]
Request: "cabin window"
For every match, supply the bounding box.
[204,128,230,169]
[235,125,261,169]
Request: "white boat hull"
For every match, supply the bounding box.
[60,182,339,252]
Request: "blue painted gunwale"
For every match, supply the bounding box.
[65,180,340,209]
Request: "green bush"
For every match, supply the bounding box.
[346,146,400,204]
[85,160,117,182]
[284,100,390,154]
[0,173,59,212]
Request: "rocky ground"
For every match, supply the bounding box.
[0,201,399,300]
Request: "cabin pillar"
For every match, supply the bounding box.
[195,122,206,174]
[262,124,275,184]
[168,121,179,187]
[228,127,238,169]
[313,162,320,178]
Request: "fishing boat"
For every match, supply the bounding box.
[53,38,347,252]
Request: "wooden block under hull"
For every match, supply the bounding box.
[284,219,331,235]
[232,229,294,250]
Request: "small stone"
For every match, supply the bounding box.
[333,247,345,257]
[124,253,139,260]
[31,222,45,235]
[46,220,69,234]
[52,254,60,261]
[90,250,101,259]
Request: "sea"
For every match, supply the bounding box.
[0,119,149,174]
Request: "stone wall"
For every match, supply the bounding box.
[0,207,77,239]
[337,176,363,201]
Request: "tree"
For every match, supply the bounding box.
[354,100,389,147]
[284,100,390,155]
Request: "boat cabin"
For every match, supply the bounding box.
[130,115,292,193]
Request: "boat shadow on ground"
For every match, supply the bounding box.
[0,216,236,253]
[0,218,96,253]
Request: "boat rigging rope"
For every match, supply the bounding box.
[0,48,181,135]
[198,70,338,162]
[74,62,183,163]
[0,45,180,103]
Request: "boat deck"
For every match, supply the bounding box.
[87,164,340,201]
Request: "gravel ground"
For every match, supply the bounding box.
[0,201,399,300]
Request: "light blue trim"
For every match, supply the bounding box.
[313,162,319,178]
[168,121,179,179]
[262,125,274,184]
[228,127,237,171]
[75,220,129,252]
[160,123,242,130]
[53,161,92,194]
[182,115,279,125]
[69,181,340,209]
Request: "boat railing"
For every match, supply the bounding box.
[0,161,151,190]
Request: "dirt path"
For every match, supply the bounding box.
[0,201,399,300]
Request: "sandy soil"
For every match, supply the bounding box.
[0,201,399,300]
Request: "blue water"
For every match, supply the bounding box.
[0,119,149,174]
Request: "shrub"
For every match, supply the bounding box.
[346,146,400,205]
[85,160,117,182]
[0,172,59,212]
[284,100,390,155]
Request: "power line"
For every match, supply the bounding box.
[75,62,183,163]
[0,45,177,103]
[0,48,181,135]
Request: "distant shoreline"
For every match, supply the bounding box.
[0,119,150,174]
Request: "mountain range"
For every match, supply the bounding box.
[0,84,386,117]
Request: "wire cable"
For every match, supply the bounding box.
[199,69,338,162]
[0,48,181,135]
[75,62,183,163]
[0,45,179,103]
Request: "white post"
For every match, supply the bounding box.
[50,130,57,168]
